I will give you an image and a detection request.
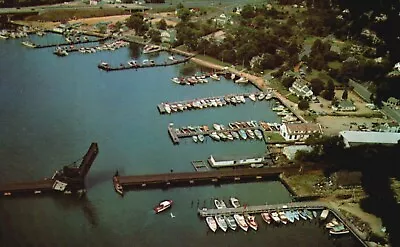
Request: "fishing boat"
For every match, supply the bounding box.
[304,209,313,220]
[258,93,265,100]
[249,94,256,101]
[233,214,248,232]
[246,129,255,139]
[254,129,263,140]
[192,135,198,143]
[224,215,237,231]
[238,129,247,140]
[329,224,349,235]
[113,171,123,196]
[278,211,288,224]
[154,200,173,213]
[245,214,258,230]
[270,211,281,223]
[286,211,295,223]
[230,197,240,208]
[210,132,221,141]
[231,131,240,139]
[215,215,228,232]
[198,134,205,142]
[206,216,218,232]
[261,212,272,224]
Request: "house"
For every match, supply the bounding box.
[339,131,400,148]
[280,123,322,141]
[289,78,313,98]
[332,100,357,112]
[386,97,399,108]
[160,29,176,44]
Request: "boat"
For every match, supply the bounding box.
[286,211,295,223]
[213,123,221,131]
[272,105,285,111]
[192,135,198,143]
[313,211,318,219]
[278,211,288,224]
[245,214,258,230]
[210,74,220,81]
[239,95,246,103]
[230,197,240,208]
[265,93,273,100]
[168,55,176,61]
[113,171,123,196]
[230,73,236,80]
[226,132,234,141]
[215,215,228,232]
[250,163,264,168]
[270,211,280,223]
[326,218,340,229]
[98,62,109,69]
[219,199,227,208]
[22,41,36,48]
[224,215,237,231]
[261,212,272,224]
[249,94,256,101]
[298,210,308,220]
[258,93,265,100]
[238,129,247,140]
[304,209,313,220]
[164,104,171,114]
[206,216,218,232]
[127,60,138,67]
[218,132,227,141]
[246,129,255,139]
[329,224,350,235]
[154,200,173,213]
[254,129,263,140]
[214,199,224,209]
[293,210,300,221]
[210,132,221,141]
[235,77,248,83]
[233,214,248,232]
[198,134,205,142]
[320,209,329,220]
[231,131,240,139]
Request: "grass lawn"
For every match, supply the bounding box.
[287,94,299,103]
[195,54,230,67]
[264,132,285,142]
[328,61,342,70]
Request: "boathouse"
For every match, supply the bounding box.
[280,123,322,141]
[207,155,266,168]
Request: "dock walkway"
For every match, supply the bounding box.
[29,36,109,49]
[0,179,54,195]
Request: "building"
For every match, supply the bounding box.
[282,145,313,160]
[332,100,357,111]
[339,131,400,148]
[378,122,400,133]
[207,155,266,168]
[280,123,322,141]
[289,78,313,98]
[160,29,177,44]
[386,97,399,108]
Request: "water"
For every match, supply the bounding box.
[0,34,362,246]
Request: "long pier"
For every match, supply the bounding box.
[25,36,110,49]
[0,179,55,196]
[117,166,299,189]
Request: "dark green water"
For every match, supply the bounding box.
[0,34,362,246]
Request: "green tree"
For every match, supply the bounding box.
[157,19,167,30]
[298,99,310,110]
[342,89,348,100]
[310,78,325,95]
[282,77,295,88]
[126,13,148,35]
[177,8,191,22]
[148,29,161,43]
[241,4,256,19]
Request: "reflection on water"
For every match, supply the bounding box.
[128,42,141,59]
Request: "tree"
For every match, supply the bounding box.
[177,8,192,22]
[241,4,256,19]
[282,77,295,88]
[298,99,310,110]
[342,89,348,100]
[310,78,325,95]
[126,13,148,35]
[148,29,161,43]
[157,19,167,30]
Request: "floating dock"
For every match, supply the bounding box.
[116,166,300,189]
[191,160,209,172]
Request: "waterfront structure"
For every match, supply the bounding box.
[289,78,313,98]
[207,155,266,168]
[280,123,322,141]
[332,100,357,111]
[339,131,400,148]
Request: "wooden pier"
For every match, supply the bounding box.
[191,160,209,172]
[116,166,299,189]
[0,179,55,196]
[27,36,110,49]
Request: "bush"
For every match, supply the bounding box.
[298,99,310,110]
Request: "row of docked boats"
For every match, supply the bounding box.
[272,104,299,123]
[143,44,162,54]
[171,73,220,86]
[325,218,350,235]
[65,35,90,43]
[0,30,28,39]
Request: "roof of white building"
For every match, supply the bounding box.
[340,131,400,145]
[285,123,322,135]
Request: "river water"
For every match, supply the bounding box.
[0,34,362,246]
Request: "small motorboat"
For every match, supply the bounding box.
[329,224,349,235]
[214,199,224,209]
[249,94,256,102]
[154,200,173,214]
[198,134,205,142]
[261,212,272,224]
[210,74,220,81]
[215,215,228,232]
[206,216,218,232]
[258,93,265,100]
[278,211,288,224]
[245,214,258,230]
[210,132,221,141]
[286,211,295,223]
[230,197,240,208]
[254,129,263,140]
[231,131,240,139]
[233,214,248,232]
[192,135,198,143]
[238,129,247,140]
[304,209,313,220]
[224,215,237,231]
[270,211,280,223]
[293,210,300,221]
[113,171,123,196]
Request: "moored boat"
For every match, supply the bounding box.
[258,93,265,100]
[293,210,300,221]
[286,211,295,223]
[215,215,228,232]
[249,94,256,102]
[210,132,221,141]
[198,134,205,142]
[206,216,218,232]
[235,77,248,83]
[192,135,198,143]
[254,129,263,140]
[224,215,237,231]
[278,211,288,224]
[238,129,247,140]
[113,171,123,196]
[214,199,224,209]
[245,214,258,230]
[210,74,220,81]
[270,211,280,223]
[231,131,240,139]
[304,209,313,220]
[298,210,308,220]
[261,212,272,224]
[154,200,173,213]
[233,214,248,232]
[246,129,255,139]
[230,197,240,208]
[329,224,349,235]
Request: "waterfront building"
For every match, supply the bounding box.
[289,78,313,98]
[207,155,266,168]
[280,123,322,141]
[339,131,400,148]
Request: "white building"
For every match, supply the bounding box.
[280,123,322,141]
[339,131,400,148]
[332,100,357,112]
[207,155,266,168]
[289,78,313,98]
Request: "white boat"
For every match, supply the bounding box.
[272,105,285,111]
[230,73,236,80]
[192,135,198,143]
[261,212,272,224]
[278,211,288,224]
[238,129,247,140]
[246,129,255,139]
[270,211,280,223]
[254,129,263,140]
[245,214,258,230]
[224,215,237,231]
[239,95,246,103]
[164,104,171,114]
[214,199,224,209]
[258,93,265,100]
[230,197,240,208]
[210,132,221,141]
[320,209,329,220]
[329,224,349,235]
[154,200,173,213]
[206,216,218,232]
[233,214,248,232]
[235,77,248,83]
[250,163,264,168]
[226,133,234,141]
[215,215,228,232]
[198,134,205,142]
[213,123,221,131]
[231,131,240,139]
[286,211,295,223]
[249,94,256,102]
[168,55,176,61]
[265,93,273,100]
[210,74,220,81]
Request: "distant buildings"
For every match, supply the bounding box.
[339,131,400,148]
[289,78,313,98]
[332,100,356,112]
[280,123,322,141]
[386,97,399,108]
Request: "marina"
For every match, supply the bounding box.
[97,56,192,71]
[52,40,129,57]
[21,35,109,49]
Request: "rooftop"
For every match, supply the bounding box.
[340,131,400,145]
[285,123,321,134]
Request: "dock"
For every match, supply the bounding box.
[191,160,210,172]
[0,179,55,195]
[25,36,110,49]
[116,166,300,189]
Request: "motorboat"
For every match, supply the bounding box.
[246,129,255,139]
[272,105,285,111]
[298,210,308,220]
[219,199,227,208]
[226,132,234,141]
[270,211,280,223]
[198,134,205,142]
[168,55,176,61]
[214,199,224,209]
[265,93,273,100]
[206,216,218,232]
[278,211,288,224]
[215,215,228,232]
[113,171,123,196]
[293,210,300,221]
[231,131,240,139]
[249,94,256,101]
[254,129,263,140]
[245,214,258,230]
[233,214,248,232]
[235,77,248,83]
[320,209,329,220]
[239,95,246,103]
[238,129,247,140]
[326,218,340,229]
[164,104,171,114]
[224,215,237,231]
[127,60,138,67]
[154,200,173,213]
[313,211,318,219]
[250,163,264,168]
[258,93,265,100]
[213,123,221,131]
[192,135,198,143]
[218,132,227,141]
[261,212,272,224]
[304,209,313,220]
[329,224,349,235]
[286,211,295,223]
[210,132,221,141]
[230,197,240,208]
[210,74,220,81]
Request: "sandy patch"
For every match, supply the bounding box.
[317,116,390,135]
